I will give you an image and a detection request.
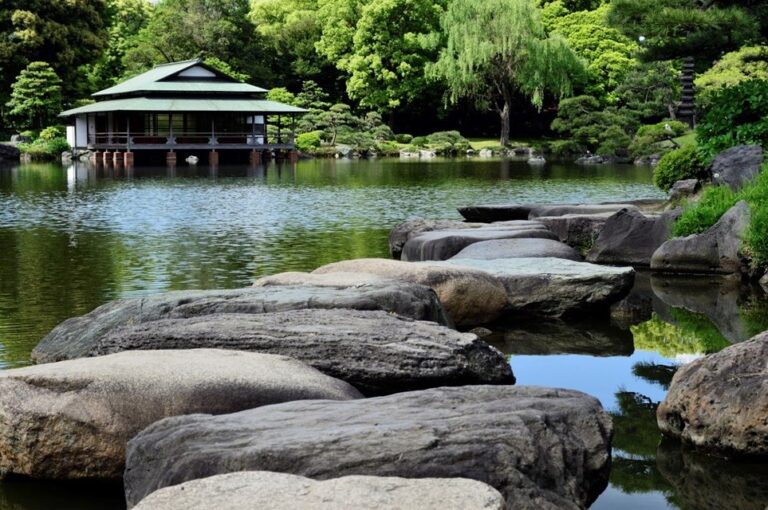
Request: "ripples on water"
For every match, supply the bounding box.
[1,159,767,510]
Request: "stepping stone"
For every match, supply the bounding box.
[452,238,582,261]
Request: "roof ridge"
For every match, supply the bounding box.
[153,58,202,68]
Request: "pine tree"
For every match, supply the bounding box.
[6,62,63,130]
[428,0,584,146]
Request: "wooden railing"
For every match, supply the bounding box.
[89,131,295,148]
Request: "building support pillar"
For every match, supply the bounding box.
[209,150,219,166]
[166,151,177,165]
[250,150,261,166]
[113,150,122,165]
[124,152,134,167]
[91,151,102,165]
[102,151,111,165]
[289,150,299,163]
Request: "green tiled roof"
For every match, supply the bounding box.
[92,59,267,97]
[60,98,307,116]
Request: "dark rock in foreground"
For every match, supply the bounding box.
[710,145,764,191]
[657,331,768,457]
[458,204,539,222]
[132,472,505,510]
[452,238,581,261]
[536,213,614,252]
[59,309,514,395]
[389,219,484,259]
[586,208,681,266]
[651,201,750,274]
[0,350,361,480]
[32,283,449,363]
[124,386,613,509]
[0,143,20,161]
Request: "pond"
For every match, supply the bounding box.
[0,158,766,509]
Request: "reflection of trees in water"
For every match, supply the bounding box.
[632,362,677,390]
[631,311,730,357]
[0,478,124,510]
[611,392,662,459]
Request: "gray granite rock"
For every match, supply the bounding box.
[434,258,635,317]
[124,386,613,509]
[710,145,764,191]
[651,201,750,274]
[657,331,768,457]
[452,238,582,261]
[32,283,449,363]
[311,260,509,327]
[586,208,682,266]
[669,179,701,201]
[528,204,640,219]
[132,472,505,510]
[0,350,361,480]
[536,213,614,252]
[401,224,557,261]
[389,219,483,259]
[58,309,514,395]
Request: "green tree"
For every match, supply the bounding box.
[429,0,584,146]
[0,0,108,108]
[123,0,270,84]
[318,103,360,144]
[696,45,768,105]
[6,62,63,130]
[341,0,447,111]
[615,61,680,121]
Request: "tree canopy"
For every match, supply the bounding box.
[429,0,584,145]
[6,61,63,130]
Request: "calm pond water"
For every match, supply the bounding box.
[0,158,766,509]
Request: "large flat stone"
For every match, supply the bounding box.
[32,283,449,363]
[651,201,750,274]
[124,386,613,509]
[536,213,614,252]
[311,260,509,327]
[389,219,485,259]
[528,204,640,219]
[452,238,581,261]
[433,258,635,317]
[0,350,361,480]
[65,309,514,395]
[657,331,768,457]
[401,224,556,262]
[132,472,505,510]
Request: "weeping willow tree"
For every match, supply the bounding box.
[428,0,584,146]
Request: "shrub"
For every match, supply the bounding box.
[426,131,470,153]
[394,133,413,144]
[375,141,400,156]
[697,79,768,161]
[597,126,631,157]
[549,140,583,157]
[653,145,706,191]
[18,137,70,160]
[39,125,66,141]
[296,131,323,153]
[630,120,689,156]
[20,129,38,140]
[673,185,737,236]
[411,136,428,147]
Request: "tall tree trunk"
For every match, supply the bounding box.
[678,56,696,128]
[499,85,512,146]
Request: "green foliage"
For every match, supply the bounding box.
[696,46,768,106]
[631,311,730,357]
[266,87,299,106]
[696,80,768,161]
[204,57,251,83]
[551,95,635,155]
[652,144,706,192]
[38,126,66,141]
[18,137,71,160]
[428,0,584,145]
[395,134,413,144]
[546,4,637,105]
[374,140,401,156]
[630,120,689,156]
[6,62,63,130]
[317,103,360,144]
[614,61,679,121]
[608,0,760,63]
[296,130,324,152]
[673,185,738,236]
[426,131,470,152]
[411,136,428,147]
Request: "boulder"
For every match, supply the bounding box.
[132,472,505,510]
[32,283,449,363]
[434,258,634,317]
[0,143,20,160]
[0,350,361,480]
[458,204,540,222]
[528,204,640,219]
[669,179,701,201]
[710,145,764,191]
[401,224,557,261]
[657,331,768,457]
[311,260,509,327]
[124,386,613,509]
[389,219,482,259]
[536,213,614,252]
[651,201,750,274]
[575,155,604,165]
[52,309,514,395]
[586,208,682,266]
[452,238,582,261]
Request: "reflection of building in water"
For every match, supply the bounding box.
[60,59,305,166]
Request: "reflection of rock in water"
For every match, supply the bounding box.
[650,274,766,343]
[0,479,125,510]
[657,440,768,510]
[486,318,634,356]
[611,270,658,329]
